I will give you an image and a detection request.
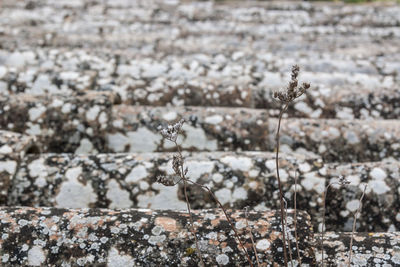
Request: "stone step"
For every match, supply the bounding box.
[110,107,400,161]
[0,207,314,266]
[316,232,400,266]
[0,130,37,204]
[1,1,399,30]
[1,98,399,161]
[0,92,117,153]
[4,152,400,232]
[1,48,399,118]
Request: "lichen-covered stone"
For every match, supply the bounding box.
[0,92,117,153]
[316,232,400,266]
[7,152,400,232]
[107,106,269,152]
[0,131,37,205]
[0,207,314,266]
[271,118,400,162]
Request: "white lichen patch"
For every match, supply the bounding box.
[106,180,132,208]
[75,138,96,154]
[0,145,12,154]
[301,172,325,194]
[27,246,45,266]
[220,156,252,172]
[370,167,387,180]
[86,105,101,121]
[368,180,390,195]
[214,188,232,205]
[28,105,46,121]
[256,239,271,251]
[346,199,360,212]
[232,187,247,201]
[137,184,186,210]
[55,167,97,208]
[204,114,223,125]
[148,235,166,245]
[125,164,148,183]
[28,158,47,178]
[107,247,134,267]
[181,124,217,151]
[0,160,17,174]
[107,128,162,152]
[298,162,311,173]
[162,111,177,121]
[185,160,214,182]
[216,254,229,265]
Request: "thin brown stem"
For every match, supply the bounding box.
[175,141,205,267]
[321,181,341,267]
[188,180,254,267]
[283,199,293,267]
[293,169,302,266]
[276,103,289,267]
[245,207,260,267]
[348,184,367,267]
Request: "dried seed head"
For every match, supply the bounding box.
[156,175,175,186]
[272,65,311,104]
[159,119,185,142]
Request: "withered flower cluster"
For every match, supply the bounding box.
[159,119,185,142]
[273,65,310,103]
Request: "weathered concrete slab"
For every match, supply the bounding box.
[7,152,400,232]
[107,105,269,153]
[0,131,37,205]
[316,232,400,266]
[0,207,314,266]
[0,92,117,153]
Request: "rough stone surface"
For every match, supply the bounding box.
[108,106,269,153]
[0,131,37,205]
[0,92,117,153]
[6,152,400,232]
[272,118,400,162]
[317,232,400,266]
[0,207,314,266]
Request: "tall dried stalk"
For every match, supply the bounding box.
[348,184,367,266]
[157,119,253,267]
[273,65,310,267]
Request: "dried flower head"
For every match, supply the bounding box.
[159,119,185,142]
[274,65,311,103]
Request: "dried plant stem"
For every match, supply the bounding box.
[348,184,367,267]
[321,182,335,267]
[321,179,348,267]
[276,103,290,267]
[245,207,260,267]
[283,199,294,267]
[175,142,205,267]
[188,180,254,267]
[293,169,302,265]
